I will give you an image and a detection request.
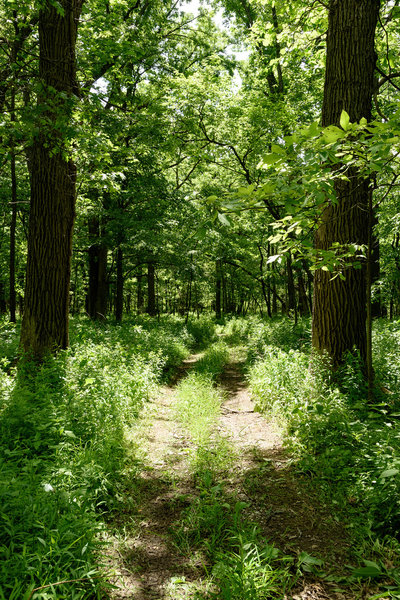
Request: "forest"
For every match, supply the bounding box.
[1,0,400,598]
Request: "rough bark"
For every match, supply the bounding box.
[311,0,380,367]
[20,0,84,357]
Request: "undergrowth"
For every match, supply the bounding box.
[0,314,209,599]
[246,317,400,596]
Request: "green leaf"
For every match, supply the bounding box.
[271,144,286,155]
[340,110,350,130]
[217,213,232,227]
[49,0,65,16]
[298,552,324,572]
[85,377,95,385]
[363,560,381,570]
[259,153,282,167]
[22,585,36,600]
[64,430,77,439]
[309,121,320,136]
[322,125,345,144]
[237,185,255,196]
[352,566,382,578]
[379,468,399,478]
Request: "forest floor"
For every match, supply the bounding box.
[103,351,370,600]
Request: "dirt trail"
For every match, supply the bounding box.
[105,355,354,600]
[105,354,203,599]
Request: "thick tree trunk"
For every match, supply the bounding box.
[20,0,84,357]
[147,261,156,316]
[311,0,380,367]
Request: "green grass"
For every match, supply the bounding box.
[4,313,400,598]
[175,341,231,476]
[246,317,400,596]
[0,314,210,599]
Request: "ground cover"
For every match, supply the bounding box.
[0,315,213,599]
[242,317,400,598]
[2,315,400,599]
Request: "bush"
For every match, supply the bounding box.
[186,315,217,349]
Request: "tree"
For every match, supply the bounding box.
[20,0,84,357]
[311,0,380,368]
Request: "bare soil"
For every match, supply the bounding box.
[104,355,362,600]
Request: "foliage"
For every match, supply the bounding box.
[247,318,400,543]
[0,316,194,599]
[173,342,303,599]
[186,315,218,349]
[221,315,311,353]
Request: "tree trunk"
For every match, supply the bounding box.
[115,247,123,322]
[215,259,222,320]
[0,283,6,313]
[20,0,84,357]
[371,218,382,317]
[286,252,297,322]
[137,265,144,313]
[9,90,17,323]
[9,151,17,323]
[311,0,380,368]
[259,245,272,318]
[87,216,108,320]
[296,267,310,316]
[147,261,156,316]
